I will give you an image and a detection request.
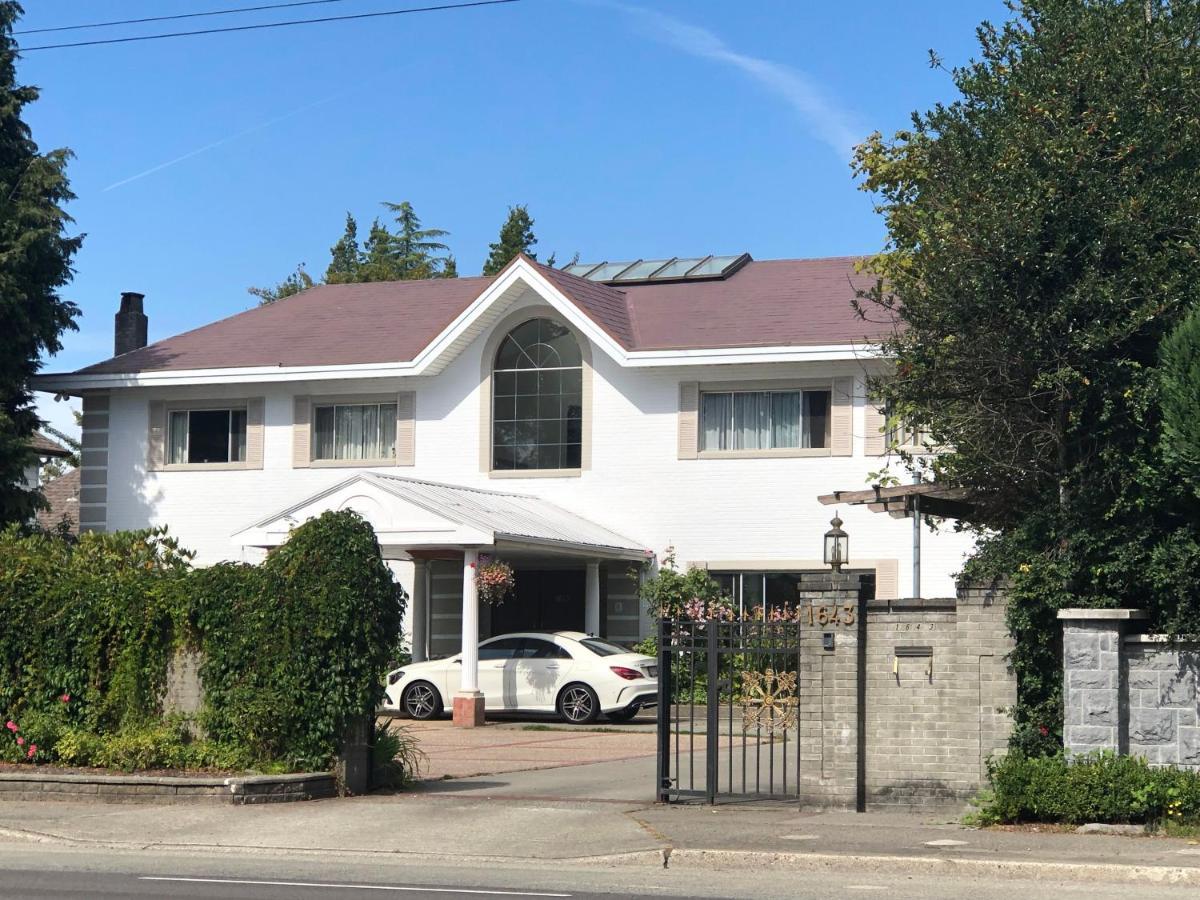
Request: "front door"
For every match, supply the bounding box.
[491,569,586,635]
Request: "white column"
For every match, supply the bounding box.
[460,549,480,694]
[411,559,428,663]
[585,560,601,636]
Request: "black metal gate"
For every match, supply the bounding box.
[656,617,803,804]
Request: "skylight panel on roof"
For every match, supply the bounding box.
[686,255,742,277]
[651,257,707,279]
[584,262,634,281]
[563,263,601,277]
[611,259,670,281]
[561,253,751,284]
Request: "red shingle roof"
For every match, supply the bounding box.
[35,468,80,534]
[29,430,72,457]
[72,256,887,376]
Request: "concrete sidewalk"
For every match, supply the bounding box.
[4,761,1200,886]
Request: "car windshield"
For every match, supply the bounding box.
[579,638,633,657]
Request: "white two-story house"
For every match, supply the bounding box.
[36,253,974,665]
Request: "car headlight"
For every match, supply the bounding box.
[387,670,405,686]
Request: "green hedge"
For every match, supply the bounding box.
[974,751,1200,826]
[0,511,404,772]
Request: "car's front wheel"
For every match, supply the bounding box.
[557,683,599,724]
[402,681,443,720]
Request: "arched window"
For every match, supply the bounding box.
[492,318,583,470]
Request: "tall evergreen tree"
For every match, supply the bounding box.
[383,200,451,279]
[325,213,360,284]
[0,2,81,524]
[482,205,537,275]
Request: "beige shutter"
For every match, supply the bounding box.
[245,398,265,469]
[677,382,699,459]
[830,376,854,457]
[864,400,887,456]
[395,391,415,466]
[292,396,311,468]
[147,401,165,470]
[875,558,900,600]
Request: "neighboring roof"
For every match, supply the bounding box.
[29,430,72,458]
[66,255,885,377]
[35,468,80,534]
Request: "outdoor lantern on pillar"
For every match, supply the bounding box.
[824,514,849,573]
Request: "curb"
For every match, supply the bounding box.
[0,771,335,805]
[1,826,1199,885]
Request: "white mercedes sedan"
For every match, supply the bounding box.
[383,631,658,724]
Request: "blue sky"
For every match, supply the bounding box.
[19,0,1006,436]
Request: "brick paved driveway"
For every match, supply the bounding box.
[388,719,660,781]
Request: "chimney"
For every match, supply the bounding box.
[114,292,147,356]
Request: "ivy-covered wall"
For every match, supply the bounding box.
[0,510,404,772]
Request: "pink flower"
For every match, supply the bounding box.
[59,694,70,704]
[26,746,35,759]
[16,737,24,746]
[4,721,16,733]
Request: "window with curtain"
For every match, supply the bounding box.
[492,318,583,470]
[700,389,830,451]
[168,408,247,464]
[312,402,397,461]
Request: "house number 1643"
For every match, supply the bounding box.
[807,604,856,626]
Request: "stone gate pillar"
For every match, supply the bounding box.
[1058,609,1147,756]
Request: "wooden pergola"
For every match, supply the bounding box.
[817,483,978,598]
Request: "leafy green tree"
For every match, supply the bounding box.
[482,204,537,275]
[852,0,1200,751]
[0,2,81,525]
[247,263,314,305]
[1160,305,1200,482]
[325,213,360,284]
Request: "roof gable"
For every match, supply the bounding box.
[43,255,890,385]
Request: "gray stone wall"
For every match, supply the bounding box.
[1059,610,1200,768]
[795,576,1015,810]
[1125,638,1200,766]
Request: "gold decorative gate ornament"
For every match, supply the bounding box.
[740,668,798,734]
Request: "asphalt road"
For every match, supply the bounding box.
[2,844,1200,900]
[0,869,654,900]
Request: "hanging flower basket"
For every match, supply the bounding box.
[475,559,515,606]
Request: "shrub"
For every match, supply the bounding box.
[1,510,407,774]
[194,510,405,770]
[974,751,1200,827]
[372,722,426,789]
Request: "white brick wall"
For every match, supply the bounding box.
[101,294,975,598]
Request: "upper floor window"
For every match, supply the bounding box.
[313,402,397,461]
[492,318,582,471]
[168,408,246,464]
[700,389,830,452]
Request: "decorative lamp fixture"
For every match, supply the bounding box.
[824,514,849,573]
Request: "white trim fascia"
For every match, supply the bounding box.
[32,259,886,392]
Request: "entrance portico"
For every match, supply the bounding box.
[235,473,652,726]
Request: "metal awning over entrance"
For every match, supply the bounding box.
[234,472,651,562]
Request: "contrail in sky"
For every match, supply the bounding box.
[589,1,865,159]
[102,93,343,192]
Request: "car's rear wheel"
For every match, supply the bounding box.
[557,683,599,724]
[402,681,442,720]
